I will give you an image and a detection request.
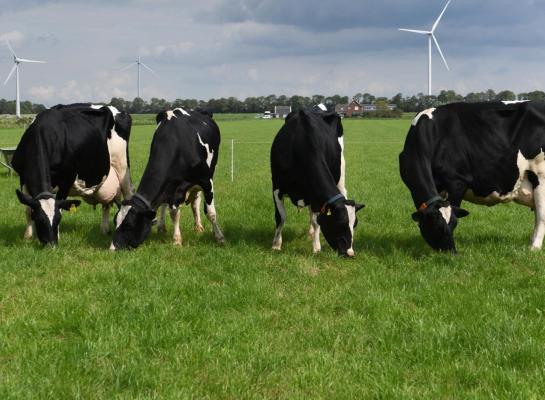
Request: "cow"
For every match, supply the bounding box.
[399,100,545,252]
[110,107,225,250]
[12,104,133,246]
[270,104,364,257]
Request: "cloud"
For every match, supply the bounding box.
[2,0,545,105]
[0,30,25,46]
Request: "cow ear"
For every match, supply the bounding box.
[355,203,365,212]
[16,189,37,208]
[453,207,469,218]
[412,210,422,222]
[57,199,81,211]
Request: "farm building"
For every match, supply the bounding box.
[274,106,292,119]
[335,100,397,117]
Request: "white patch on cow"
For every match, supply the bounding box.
[39,198,56,226]
[90,104,103,110]
[174,107,191,116]
[297,199,306,208]
[345,204,356,256]
[115,205,132,228]
[502,100,529,105]
[337,136,347,197]
[439,206,452,224]
[166,110,176,120]
[317,103,327,111]
[412,108,436,126]
[197,133,214,167]
[107,106,120,118]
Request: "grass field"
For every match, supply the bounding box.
[1,117,545,399]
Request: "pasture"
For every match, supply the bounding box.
[1,117,544,399]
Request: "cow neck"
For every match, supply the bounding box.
[307,157,342,212]
[22,134,54,197]
[135,159,176,210]
[400,147,439,210]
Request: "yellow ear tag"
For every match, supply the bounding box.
[69,204,77,213]
[327,209,332,216]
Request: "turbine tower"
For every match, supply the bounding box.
[399,0,451,96]
[3,41,46,118]
[121,56,158,99]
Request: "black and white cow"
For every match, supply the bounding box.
[12,104,133,246]
[270,104,364,257]
[399,100,545,252]
[110,107,225,250]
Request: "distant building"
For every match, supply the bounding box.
[335,100,397,117]
[274,106,291,119]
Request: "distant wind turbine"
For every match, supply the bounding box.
[399,0,451,96]
[3,40,46,118]
[121,56,159,99]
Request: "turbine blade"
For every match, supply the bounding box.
[140,62,159,77]
[5,40,17,58]
[398,28,431,35]
[17,58,46,63]
[432,34,450,71]
[120,62,137,71]
[432,0,451,32]
[3,64,17,86]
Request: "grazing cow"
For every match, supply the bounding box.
[270,104,364,257]
[110,107,225,250]
[399,100,545,252]
[12,104,133,245]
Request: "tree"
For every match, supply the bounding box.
[496,90,516,102]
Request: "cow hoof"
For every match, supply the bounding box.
[530,245,542,252]
[101,228,111,235]
[312,248,321,254]
[173,239,183,246]
[272,245,282,251]
[216,237,226,246]
[195,224,205,233]
[23,233,33,240]
[157,226,167,234]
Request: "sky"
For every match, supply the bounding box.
[0,0,544,105]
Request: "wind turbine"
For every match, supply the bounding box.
[121,56,159,99]
[399,0,451,96]
[3,41,46,118]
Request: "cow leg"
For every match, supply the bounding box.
[272,189,286,251]
[337,149,348,197]
[531,175,545,250]
[157,204,167,234]
[202,180,225,244]
[101,204,111,234]
[22,185,33,239]
[170,206,182,246]
[309,208,321,254]
[192,191,204,233]
[24,205,33,239]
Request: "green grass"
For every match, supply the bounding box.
[1,118,545,399]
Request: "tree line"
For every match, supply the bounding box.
[2,89,545,116]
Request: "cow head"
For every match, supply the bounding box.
[110,194,156,250]
[16,189,81,246]
[317,197,364,257]
[412,197,469,252]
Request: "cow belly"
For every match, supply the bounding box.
[464,176,534,208]
[95,167,121,204]
[71,166,120,205]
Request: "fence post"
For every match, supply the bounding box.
[231,139,234,182]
